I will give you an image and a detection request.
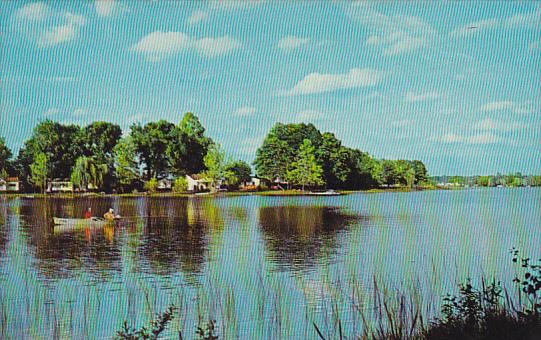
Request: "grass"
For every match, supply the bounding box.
[111,248,541,340]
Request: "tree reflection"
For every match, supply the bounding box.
[137,198,213,277]
[19,197,121,279]
[258,206,359,271]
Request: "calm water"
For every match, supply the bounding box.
[0,189,540,339]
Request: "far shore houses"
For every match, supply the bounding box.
[0,177,20,193]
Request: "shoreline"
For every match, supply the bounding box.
[0,186,459,199]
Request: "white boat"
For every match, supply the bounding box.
[53,217,112,229]
[306,190,342,196]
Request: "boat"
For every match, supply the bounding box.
[53,217,113,230]
[306,190,343,196]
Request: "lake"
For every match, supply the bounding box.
[1,188,540,339]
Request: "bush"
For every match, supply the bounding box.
[144,178,158,194]
[172,177,188,193]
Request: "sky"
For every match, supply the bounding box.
[0,1,540,176]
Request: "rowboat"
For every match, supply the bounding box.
[53,217,113,232]
[306,190,342,196]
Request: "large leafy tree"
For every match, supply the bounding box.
[168,112,212,176]
[410,160,429,185]
[286,139,324,191]
[81,122,122,161]
[16,120,84,186]
[346,149,383,189]
[30,152,48,193]
[202,143,227,192]
[131,120,175,180]
[70,156,108,191]
[224,160,252,187]
[113,136,139,193]
[0,137,12,176]
[254,123,322,181]
[317,133,351,188]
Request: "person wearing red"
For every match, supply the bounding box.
[84,207,92,219]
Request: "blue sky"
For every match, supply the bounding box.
[1,1,540,175]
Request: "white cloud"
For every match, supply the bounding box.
[474,118,524,132]
[131,31,241,61]
[15,2,49,21]
[286,68,383,96]
[434,132,505,145]
[194,36,241,57]
[348,5,435,55]
[405,91,440,102]
[277,36,310,50]
[39,13,86,47]
[481,101,532,114]
[450,8,541,37]
[233,106,257,117]
[95,0,116,17]
[188,10,208,24]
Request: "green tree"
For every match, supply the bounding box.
[81,122,122,161]
[113,136,139,193]
[172,177,188,193]
[346,149,383,189]
[70,156,108,191]
[144,177,158,194]
[410,160,429,185]
[202,143,227,192]
[168,113,212,176]
[317,133,350,188]
[286,139,324,191]
[254,123,322,181]
[0,137,12,176]
[224,160,252,187]
[131,120,175,180]
[30,152,48,193]
[16,120,84,184]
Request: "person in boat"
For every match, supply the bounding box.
[104,208,115,221]
[84,207,92,219]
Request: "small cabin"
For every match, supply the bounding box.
[186,174,210,192]
[0,177,20,192]
[47,179,74,193]
[157,178,172,191]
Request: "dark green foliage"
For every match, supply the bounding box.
[81,122,122,161]
[115,305,175,340]
[254,122,428,190]
[224,160,252,187]
[131,120,176,180]
[0,137,12,176]
[16,120,84,187]
[253,123,322,182]
[168,113,213,176]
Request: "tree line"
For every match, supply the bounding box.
[0,116,446,193]
[432,174,541,187]
[0,113,252,193]
[253,122,430,190]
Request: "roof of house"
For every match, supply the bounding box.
[6,177,19,182]
[187,174,209,181]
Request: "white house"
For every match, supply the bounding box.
[186,174,209,192]
[0,177,20,192]
[158,178,172,191]
[239,177,263,190]
[47,179,74,193]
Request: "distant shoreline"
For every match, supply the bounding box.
[6,186,520,199]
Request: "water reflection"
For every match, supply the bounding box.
[19,198,122,279]
[258,206,359,271]
[137,198,212,276]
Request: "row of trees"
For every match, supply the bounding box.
[0,113,252,193]
[433,174,541,187]
[253,123,430,190]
